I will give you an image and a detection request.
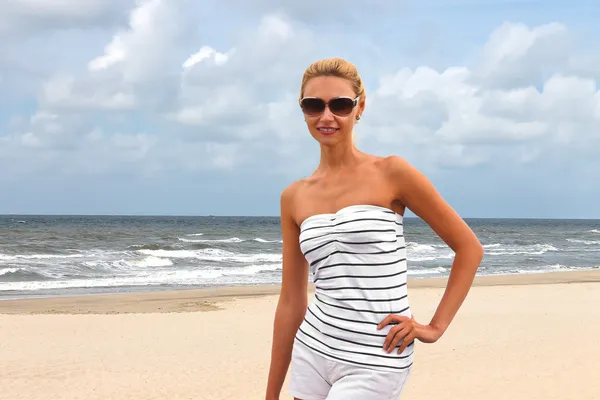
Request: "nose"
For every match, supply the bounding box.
[320,105,335,121]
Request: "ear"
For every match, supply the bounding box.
[358,94,367,114]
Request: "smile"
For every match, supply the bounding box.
[317,127,339,135]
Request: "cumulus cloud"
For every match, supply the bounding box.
[359,22,600,170]
[0,0,598,216]
[182,46,233,69]
[473,22,571,89]
[86,0,189,79]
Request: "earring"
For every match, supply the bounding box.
[356,115,361,121]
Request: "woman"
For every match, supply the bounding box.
[265,58,484,400]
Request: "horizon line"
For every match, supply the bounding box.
[1,213,599,221]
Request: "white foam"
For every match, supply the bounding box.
[0,267,20,276]
[177,238,204,243]
[408,267,447,275]
[221,264,282,276]
[0,263,283,291]
[483,243,501,248]
[0,252,84,261]
[409,254,454,262]
[136,248,282,263]
[130,256,174,268]
[253,238,282,243]
[566,239,600,245]
[405,241,453,261]
[178,237,245,243]
[514,264,580,274]
[407,243,437,252]
[137,249,200,258]
[486,243,558,256]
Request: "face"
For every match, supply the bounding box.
[300,76,365,145]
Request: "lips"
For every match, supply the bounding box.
[317,127,339,136]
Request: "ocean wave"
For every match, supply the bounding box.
[0,263,282,291]
[136,248,282,263]
[405,241,561,259]
[483,243,502,248]
[0,252,86,261]
[254,238,283,243]
[0,267,19,276]
[178,237,282,244]
[127,244,179,250]
[0,267,59,282]
[512,264,583,274]
[409,254,454,262]
[485,243,558,256]
[408,266,447,275]
[566,239,600,245]
[405,242,453,262]
[178,237,244,243]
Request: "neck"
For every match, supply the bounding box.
[317,138,362,173]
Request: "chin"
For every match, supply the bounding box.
[311,130,349,145]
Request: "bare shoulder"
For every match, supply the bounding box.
[377,155,429,198]
[379,155,483,253]
[279,179,310,225]
[378,155,414,179]
[378,154,442,206]
[280,180,300,208]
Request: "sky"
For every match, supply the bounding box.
[0,0,599,218]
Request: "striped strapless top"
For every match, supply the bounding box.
[294,204,414,372]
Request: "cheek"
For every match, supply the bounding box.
[305,118,318,130]
[336,116,354,130]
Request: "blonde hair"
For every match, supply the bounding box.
[299,57,366,101]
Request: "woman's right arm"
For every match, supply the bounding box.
[265,183,309,400]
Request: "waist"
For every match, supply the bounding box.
[310,289,411,325]
[295,292,414,371]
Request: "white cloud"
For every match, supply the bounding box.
[0,0,132,35]
[359,22,600,169]
[474,22,572,89]
[182,46,233,69]
[1,1,599,217]
[86,0,188,81]
[41,74,137,110]
[21,132,43,148]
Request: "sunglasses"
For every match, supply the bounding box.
[299,96,359,117]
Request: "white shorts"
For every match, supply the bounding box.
[288,340,412,400]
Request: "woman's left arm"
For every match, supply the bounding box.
[378,156,485,354]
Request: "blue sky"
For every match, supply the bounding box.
[1,0,599,218]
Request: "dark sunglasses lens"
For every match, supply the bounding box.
[329,98,355,115]
[301,98,325,115]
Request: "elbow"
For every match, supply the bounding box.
[470,240,485,271]
[455,238,484,271]
[475,240,484,260]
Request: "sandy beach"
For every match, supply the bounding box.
[1,270,599,400]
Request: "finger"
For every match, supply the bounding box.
[397,331,416,354]
[378,314,409,330]
[377,314,396,330]
[383,325,402,350]
[386,326,411,353]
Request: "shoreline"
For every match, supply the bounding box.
[1,269,599,315]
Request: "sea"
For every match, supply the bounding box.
[1,215,599,300]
